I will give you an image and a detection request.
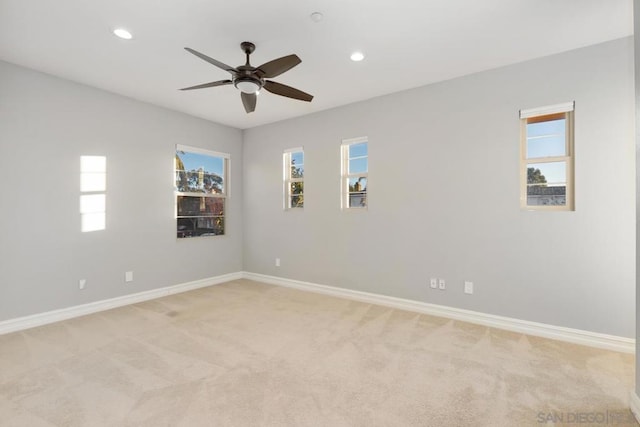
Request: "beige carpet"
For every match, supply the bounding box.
[0,279,636,426]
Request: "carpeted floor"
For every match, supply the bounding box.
[0,279,637,426]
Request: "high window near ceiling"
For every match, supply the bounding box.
[175,145,229,238]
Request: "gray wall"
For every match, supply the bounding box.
[243,37,636,338]
[0,60,243,321]
[634,0,640,396]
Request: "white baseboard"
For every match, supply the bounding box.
[243,272,635,354]
[2,271,634,354]
[630,391,640,423]
[0,272,243,335]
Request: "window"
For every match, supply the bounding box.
[80,155,106,232]
[283,148,304,209]
[520,102,574,210]
[341,137,368,209]
[175,145,229,238]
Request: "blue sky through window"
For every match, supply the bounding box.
[526,119,565,159]
[177,151,223,177]
[526,119,566,185]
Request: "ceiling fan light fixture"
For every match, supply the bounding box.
[234,79,261,94]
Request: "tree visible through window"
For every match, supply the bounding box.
[284,148,304,209]
[175,145,229,237]
[341,137,368,209]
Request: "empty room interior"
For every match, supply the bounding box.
[1,1,640,426]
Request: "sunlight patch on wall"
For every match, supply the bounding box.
[80,155,106,232]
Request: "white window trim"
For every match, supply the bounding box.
[520,101,574,119]
[283,147,304,210]
[341,136,368,210]
[519,102,575,211]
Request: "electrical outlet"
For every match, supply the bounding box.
[438,278,446,290]
[430,278,437,288]
[79,279,86,290]
[125,271,133,282]
[464,281,474,295]
[275,258,281,267]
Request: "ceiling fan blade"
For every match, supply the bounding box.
[241,92,257,113]
[263,80,313,102]
[184,48,238,74]
[256,54,301,78]
[179,80,232,91]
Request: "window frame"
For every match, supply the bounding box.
[341,136,369,210]
[519,102,575,211]
[175,144,230,238]
[283,147,304,210]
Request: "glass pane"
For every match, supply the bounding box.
[177,216,224,238]
[177,196,224,217]
[348,176,367,208]
[526,118,566,158]
[291,195,304,208]
[348,177,367,192]
[527,162,566,186]
[291,164,304,178]
[291,182,304,195]
[349,193,367,208]
[81,172,106,192]
[291,151,304,166]
[349,158,368,174]
[349,142,368,158]
[175,150,224,193]
[526,162,566,206]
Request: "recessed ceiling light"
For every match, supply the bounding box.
[310,12,324,23]
[350,51,365,62]
[113,28,133,40]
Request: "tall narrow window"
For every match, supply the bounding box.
[284,148,304,209]
[520,102,574,210]
[80,155,106,232]
[341,137,368,209]
[175,145,229,238]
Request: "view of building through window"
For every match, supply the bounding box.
[175,145,228,237]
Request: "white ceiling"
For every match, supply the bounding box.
[0,0,632,130]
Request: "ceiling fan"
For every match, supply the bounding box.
[180,41,313,113]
